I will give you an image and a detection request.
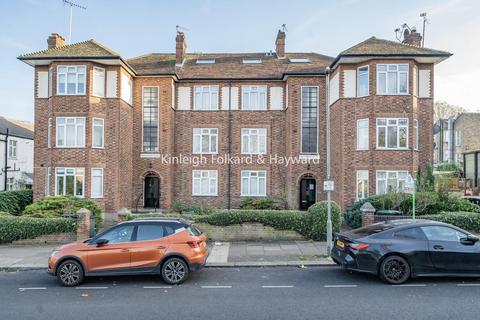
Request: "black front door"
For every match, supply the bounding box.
[300,178,316,210]
[144,176,159,208]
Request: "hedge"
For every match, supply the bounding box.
[0,189,33,215]
[172,201,214,215]
[0,216,76,243]
[239,197,286,210]
[129,201,341,241]
[422,212,480,233]
[23,196,103,226]
[344,192,480,229]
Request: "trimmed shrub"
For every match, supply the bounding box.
[0,211,12,216]
[0,216,75,243]
[194,209,310,237]
[344,192,480,229]
[172,201,214,215]
[422,212,480,233]
[0,189,33,215]
[306,201,341,241]
[239,197,285,210]
[23,196,102,226]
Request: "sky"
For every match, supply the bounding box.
[0,0,479,122]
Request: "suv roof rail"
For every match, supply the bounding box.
[131,217,191,224]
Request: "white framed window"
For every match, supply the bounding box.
[356,119,369,150]
[6,177,15,191]
[356,170,369,200]
[93,67,105,97]
[91,168,104,198]
[414,119,419,150]
[55,167,85,197]
[377,64,408,95]
[376,171,408,195]
[48,118,52,148]
[376,118,408,149]
[241,170,266,196]
[242,86,267,110]
[193,128,218,154]
[301,86,318,154]
[241,128,267,154]
[357,66,369,97]
[46,167,51,196]
[192,170,217,196]
[92,118,104,148]
[194,86,219,110]
[455,130,462,146]
[8,140,17,159]
[56,117,85,148]
[57,65,86,95]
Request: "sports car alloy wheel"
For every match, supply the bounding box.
[380,256,411,285]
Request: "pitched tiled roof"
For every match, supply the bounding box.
[18,40,120,59]
[339,37,451,57]
[127,52,334,79]
[0,117,34,140]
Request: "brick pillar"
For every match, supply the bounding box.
[360,202,376,227]
[76,208,91,240]
[117,208,131,223]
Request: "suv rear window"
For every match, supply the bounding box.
[350,222,395,238]
[187,225,202,236]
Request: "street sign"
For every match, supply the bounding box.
[404,174,415,194]
[324,180,334,192]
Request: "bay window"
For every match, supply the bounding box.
[376,118,408,149]
[91,168,104,198]
[377,64,408,95]
[376,171,408,195]
[356,119,369,150]
[92,118,104,148]
[56,117,85,148]
[55,168,84,197]
[414,119,419,150]
[57,65,86,95]
[356,170,369,200]
[93,67,105,97]
[357,66,369,97]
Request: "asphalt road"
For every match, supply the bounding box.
[1,267,480,320]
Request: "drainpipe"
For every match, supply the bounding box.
[325,67,332,255]
[227,82,232,209]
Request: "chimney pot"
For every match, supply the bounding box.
[176,32,187,65]
[47,33,65,49]
[275,30,286,59]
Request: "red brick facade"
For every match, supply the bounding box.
[23,32,450,213]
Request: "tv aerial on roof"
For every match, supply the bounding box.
[281,24,288,32]
[63,0,86,44]
[176,25,190,33]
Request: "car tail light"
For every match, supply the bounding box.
[349,243,369,250]
[187,240,202,248]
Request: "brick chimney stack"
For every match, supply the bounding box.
[176,32,187,65]
[47,33,65,49]
[275,30,286,59]
[402,27,422,47]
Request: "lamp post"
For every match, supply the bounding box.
[325,66,333,255]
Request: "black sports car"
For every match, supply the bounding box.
[331,219,480,284]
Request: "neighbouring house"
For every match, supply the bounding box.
[0,116,34,191]
[18,28,451,212]
[433,117,455,165]
[454,113,480,188]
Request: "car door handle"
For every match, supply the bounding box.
[433,245,444,250]
[156,246,166,250]
[120,249,130,253]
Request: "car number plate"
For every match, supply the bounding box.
[336,240,345,249]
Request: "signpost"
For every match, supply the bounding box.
[404,174,416,219]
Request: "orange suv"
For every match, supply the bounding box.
[48,218,208,286]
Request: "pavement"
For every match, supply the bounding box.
[2,267,480,320]
[0,241,334,271]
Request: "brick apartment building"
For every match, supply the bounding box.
[18,28,451,212]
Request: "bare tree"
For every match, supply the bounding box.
[434,101,465,122]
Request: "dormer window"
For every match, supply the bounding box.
[243,59,262,64]
[289,58,310,63]
[196,59,215,64]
